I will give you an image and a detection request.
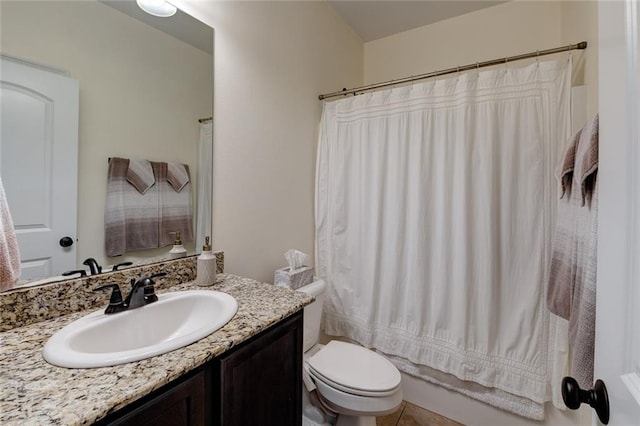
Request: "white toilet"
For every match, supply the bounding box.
[297,279,403,426]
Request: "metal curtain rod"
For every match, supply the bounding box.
[318,41,587,101]
[198,116,212,123]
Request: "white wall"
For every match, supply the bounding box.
[363,2,597,425]
[177,0,363,283]
[1,1,212,268]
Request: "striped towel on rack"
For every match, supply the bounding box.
[104,158,193,256]
[547,114,599,389]
[105,157,160,256]
[155,161,194,247]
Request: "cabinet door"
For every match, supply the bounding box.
[216,311,303,426]
[105,370,206,426]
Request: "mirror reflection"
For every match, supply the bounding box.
[0,0,213,289]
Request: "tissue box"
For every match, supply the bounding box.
[274,265,314,290]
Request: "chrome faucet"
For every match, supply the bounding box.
[83,258,102,275]
[93,273,167,314]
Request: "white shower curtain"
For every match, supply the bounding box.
[195,121,212,251]
[316,59,571,419]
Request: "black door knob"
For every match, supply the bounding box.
[59,236,74,247]
[562,376,609,424]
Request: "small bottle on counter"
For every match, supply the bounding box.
[168,231,187,259]
[196,236,217,286]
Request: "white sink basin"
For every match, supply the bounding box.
[42,290,238,368]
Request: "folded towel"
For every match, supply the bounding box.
[0,176,21,291]
[167,162,190,192]
[126,158,155,194]
[547,113,599,388]
[574,115,599,205]
[556,128,578,199]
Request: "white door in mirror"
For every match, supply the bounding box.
[42,290,238,368]
[0,56,79,280]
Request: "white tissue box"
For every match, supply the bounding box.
[274,265,314,290]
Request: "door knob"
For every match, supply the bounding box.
[59,236,74,247]
[562,376,609,424]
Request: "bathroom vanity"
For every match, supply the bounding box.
[97,311,303,425]
[0,267,312,425]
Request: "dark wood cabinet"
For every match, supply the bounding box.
[98,310,303,426]
[105,371,206,426]
[212,311,303,426]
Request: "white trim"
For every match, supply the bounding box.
[625,0,640,382]
[597,0,640,421]
[0,53,69,76]
[621,373,640,407]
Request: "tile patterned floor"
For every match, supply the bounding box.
[377,401,464,426]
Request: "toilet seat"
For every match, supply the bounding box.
[307,366,403,417]
[305,341,401,397]
[306,364,399,397]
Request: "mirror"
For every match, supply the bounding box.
[0,0,213,288]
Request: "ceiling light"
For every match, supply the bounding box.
[136,0,177,18]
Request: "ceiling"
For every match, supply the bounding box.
[100,1,506,52]
[326,1,507,42]
[100,0,213,54]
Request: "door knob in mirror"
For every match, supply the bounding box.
[59,236,74,247]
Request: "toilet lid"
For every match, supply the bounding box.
[306,341,401,394]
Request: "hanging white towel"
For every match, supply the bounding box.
[0,176,21,291]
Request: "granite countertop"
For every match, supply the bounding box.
[0,274,313,425]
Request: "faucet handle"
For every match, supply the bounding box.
[62,269,87,277]
[93,284,125,314]
[139,273,166,303]
[112,261,133,271]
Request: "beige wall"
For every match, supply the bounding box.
[365,1,561,83]
[177,0,363,283]
[1,1,213,269]
[364,0,598,117]
[560,1,599,118]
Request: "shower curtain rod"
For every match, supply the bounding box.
[198,117,212,123]
[318,41,587,101]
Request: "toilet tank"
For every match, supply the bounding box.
[296,279,326,353]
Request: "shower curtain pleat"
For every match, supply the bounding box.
[315,59,572,419]
[195,121,212,251]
